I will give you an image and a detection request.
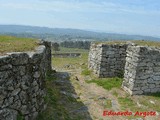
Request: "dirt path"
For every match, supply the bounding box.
[69,70,126,120]
[52,67,128,120]
[52,66,159,120]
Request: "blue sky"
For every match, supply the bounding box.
[0,0,160,37]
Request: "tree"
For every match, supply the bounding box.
[52,42,60,53]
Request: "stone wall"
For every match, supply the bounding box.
[0,41,51,120]
[88,42,160,95]
[88,43,103,77]
[122,45,160,95]
[88,43,127,77]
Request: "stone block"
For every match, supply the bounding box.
[10,53,29,65]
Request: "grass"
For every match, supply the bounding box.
[86,77,123,90]
[138,93,160,112]
[37,72,71,120]
[52,53,88,69]
[103,99,112,109]
[134,40,160,47]
[93,40,160,47]
[112,90,118,97]
[38,71,89,120]
[51,46,160,119]
[17,113,24,120]
[81,68,91,76]
[118,97,137,111]
[0,35,38,55]
[53,47,89,53]
[52,47,88,69]
[93,41,127,45]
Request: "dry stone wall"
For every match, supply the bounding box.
[122,45,160,95]
[88,42,160,95]
[88,43,103,77]
[88,43,127,77]
[0,41,51,120]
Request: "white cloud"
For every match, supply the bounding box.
[0,0,160,15]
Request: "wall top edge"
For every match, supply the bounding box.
[0,44,46,59]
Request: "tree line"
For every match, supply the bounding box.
[60,41,91,49]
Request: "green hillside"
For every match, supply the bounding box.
[0,35,38,55]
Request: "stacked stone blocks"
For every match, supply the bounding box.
[0,41,51,120]
[122,45,160,95]
[88,42,160,95]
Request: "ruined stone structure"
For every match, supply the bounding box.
[88,42,160,95]
[123,45,160,95]
[0,41,51,120]
[88,43,127,78]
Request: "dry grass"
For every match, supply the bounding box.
[93,40,160,47]
[0,35,38,55]
[134,40,160,47]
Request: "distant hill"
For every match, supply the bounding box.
[0,25,160,41]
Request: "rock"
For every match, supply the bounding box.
[60,91,79,99]
[11,88,21,96]
[131,118,143,120]
[10,53,29,65]
[33,71,41,78]
[10,100,21,109]
[149,100,155,104]
[21,84,28,90]
[75,76,79,81]
[97,96,106,100]
[31,112,38,119]
[21,105,29,115]
[0,41,51,120]
[54,80,70,86]
[19,66,26,76]
[0,94,5,101]
[111,99,119,111]
[0,108,17,120]
[69,106,88,113]
[0,64,12,71]
[32,81,38,86]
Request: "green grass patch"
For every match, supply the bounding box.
[0,35,38,54]
[86,77,123,90]
[118,97,146,113]
[112,90,118,97]
[17,113,24,120]
[81,69,91,76]
[52,49,88,69]
[138,93,160,112]
[150,92,160,98]
[54,47,89,53]
[118,97,136,111]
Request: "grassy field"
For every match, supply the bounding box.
[0,35,38,55]
[52,47,89,54]
[52,47,89,69]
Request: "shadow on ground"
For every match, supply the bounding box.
[37,71,92,120]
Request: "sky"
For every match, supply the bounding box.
[0,0,160,37]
